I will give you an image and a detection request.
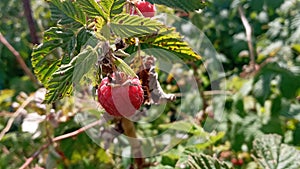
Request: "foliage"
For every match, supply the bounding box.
[1,0,300,169]
[253,134,300,169]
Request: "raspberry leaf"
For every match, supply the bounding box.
[50,0,86,26]
[125,28,201,60]
[110,14,164,38]
[45,46,97,103]
[76,0,107,21]
[72,47,98,85]
[114,57,137,77]
[32,27,92,86]
[147,0,207,12]
[187,153,232,169]
[253,134,300,169]
[99,0,126,18]
[32,28,73,85]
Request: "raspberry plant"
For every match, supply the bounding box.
[30,0,208,168]
[2,0,300,168]
[32,0,204,104]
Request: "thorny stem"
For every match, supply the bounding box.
[19,119,105,169]
[238,6,256,71]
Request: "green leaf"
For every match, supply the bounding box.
[32,27,73,84]
[99,0,126,18]
[50,0,86,25]
[252,72,274,105]
[114,57,136,77]
[125,28,201,60]
[159,120,193,133]
[188,153,232,169]
[45,46,97,103]
[32,27,92,86]
[77,0,107,20]
[281,103,300,121]
[292,44,300,54]
[110,14,164,38]
[186,132,225,150]
[76,28,93,53]
[253,134,300,169]
[73,46,98,84]
[254,63,300,100]
[147,0,207,12]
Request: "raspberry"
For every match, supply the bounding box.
[231,158,243,166]
[131,1,156,18]
[97,73,144,117]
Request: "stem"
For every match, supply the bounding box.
[0,32,39,85]
[22,0,39,44]
[19,119,104,169]
[0,96,34,141]
[121,117,145,169]
[238,6,256,71]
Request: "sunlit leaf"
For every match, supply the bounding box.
[50,0,86,25]
[77,0,107,20]
[292,44,300,54]
[147,0,207,12]
[125,28,201,60]
[99,0,126,18]
[32,27,92,86]
[110,14,164,38]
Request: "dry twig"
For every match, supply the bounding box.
[0,96,34,141]
[238,6,256,71]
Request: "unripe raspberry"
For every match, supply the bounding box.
[97,73,144,117]
[131,1,156,18]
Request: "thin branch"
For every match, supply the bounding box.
[203,90,232,96]
[0,32,39,85]
[19,142,51,169]
[53,120,103,142]
[19,119,104,169]
[22,0,39,44]
[238,6,256,71]
[0,96,34,141]
[0,111,16,117]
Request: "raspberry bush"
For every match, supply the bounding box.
[2,0,300,169]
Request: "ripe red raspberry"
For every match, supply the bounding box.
[97,73,144,117]
[231,158,243,166]
[131,1,156,18]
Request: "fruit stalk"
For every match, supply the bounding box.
[121,117,145,168]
